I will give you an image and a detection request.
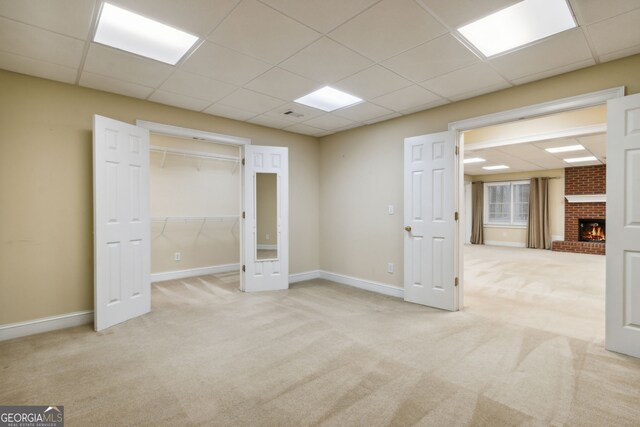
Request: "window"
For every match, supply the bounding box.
[484,181,529,226]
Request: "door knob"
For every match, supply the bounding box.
[404,226,412,232]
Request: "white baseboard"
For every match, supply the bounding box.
[319,271,404,298]
[151,263,240,283]
[257,244,277,250]
[289,270,321,283]
[552,235,564,241]
[0,310,93,342]
[484,240,527,248]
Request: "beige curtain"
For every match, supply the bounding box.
[471,182,484,244]
[527,177,551,249]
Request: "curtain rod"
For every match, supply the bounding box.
[470,176,561,184]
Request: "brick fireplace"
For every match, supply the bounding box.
[552,165,606,255]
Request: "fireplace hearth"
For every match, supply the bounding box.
[579,219,605,242]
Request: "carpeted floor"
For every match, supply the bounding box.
[1,246,640,426]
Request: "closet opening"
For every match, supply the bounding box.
[137,120,249,294]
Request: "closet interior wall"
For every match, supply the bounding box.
[150,134,240,275]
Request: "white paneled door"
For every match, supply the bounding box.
[242,145,289,292]
[404,132,459,311]
[93,115,150,331]
[606,93,640,358]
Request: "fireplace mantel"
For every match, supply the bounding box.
[565,194,606,203]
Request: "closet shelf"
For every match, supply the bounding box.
[152,216,239,235]
[150,145,239,169]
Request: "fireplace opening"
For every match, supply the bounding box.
[579,219,606,242]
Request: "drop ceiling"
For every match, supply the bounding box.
[464,132,606,175]
[1,0,639,137]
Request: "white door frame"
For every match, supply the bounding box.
[135,120,250,289]
[449,87,624,308]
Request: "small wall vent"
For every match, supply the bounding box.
[283,110,304,118]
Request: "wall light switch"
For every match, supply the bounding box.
[388,205,394,215]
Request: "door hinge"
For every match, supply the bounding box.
[242,158,245,165]
[242,265,246,272]
[455,146,459,155]
[454,277,459,287]
[454,211,459,221]
[242,211,245,219]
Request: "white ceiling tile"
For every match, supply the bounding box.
[333,65,413,99]
[400,98,449,114]
[586,8,640,58]
[364,112,402,124]
[79,71,154,99]
[208,0,319,64]
[418,0,519,28]
[302,114,355,130]
[0,17,85,68]
[181,42,271,86]
[372,85,442,112]
[204,103,256,121]
[259,0,379,33]
[598,45,640,63]
[279,37,372,83]
[245,67,321,100]
[490,28,593,81]
[283,123,325,136]
[263,102,326,123]
[577,133,607,158]
[159,70,236,102]
[0,0,95,39]
[149,90,212,111]
[84,44,174,87]
[330,0,446,62]
[218,88,286,114]
[569,0,640,25]
[108,0,240,37]
[511,59,595,85]
[0,50,77,83]
[332,102,394,122]
[383,34,479,82]
[247,114,293,129]
[421,63,509,100]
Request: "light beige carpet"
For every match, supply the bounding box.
[1,250,640,426]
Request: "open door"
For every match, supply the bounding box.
[606,93,640,358]
[93,115,150,331]
[242,145,289,292]
[404,131,459,311]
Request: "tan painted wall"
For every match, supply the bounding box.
[319,54,640,289]
[469,169,565,245]
[256,172,277,246]
[0,70,320,325]
[150,134,241,274]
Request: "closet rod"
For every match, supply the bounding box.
[471,176,561,184]
[150,145,239,163]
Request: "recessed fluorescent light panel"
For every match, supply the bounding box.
[294,86,362,112]
[464,157,486,164]
[545,144,584,153]
[94,2,199,65]
[483,165,510,170]
[457,0,576,57]
[564,156,597,163]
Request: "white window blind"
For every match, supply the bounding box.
[484,181,529,226]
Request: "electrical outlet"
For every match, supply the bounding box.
[388,205,394,215]
[174,252,181,261]
[387,262,394,273]
[266,234,270,240]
